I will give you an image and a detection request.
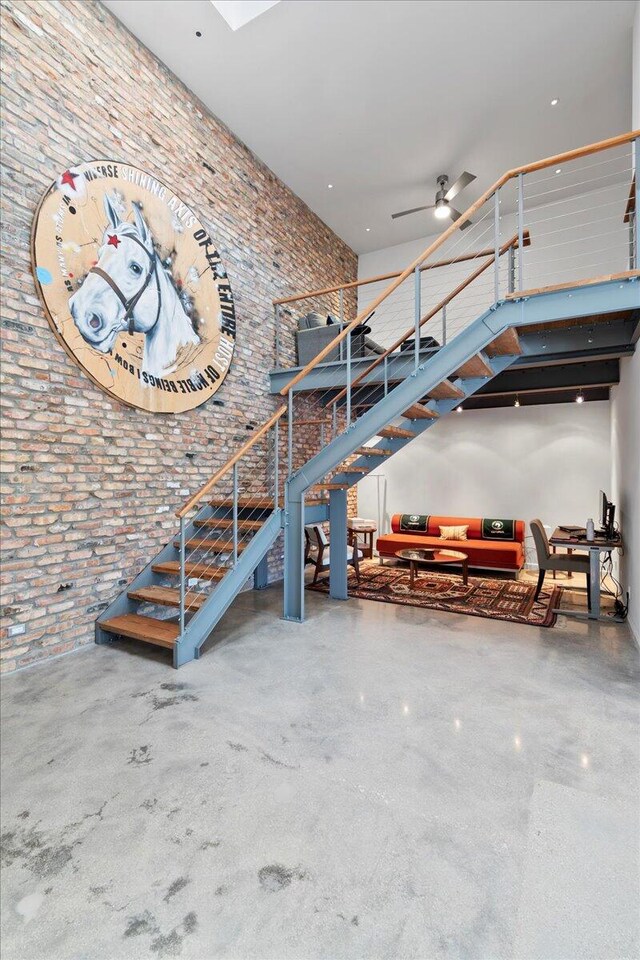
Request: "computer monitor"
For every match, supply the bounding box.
[599,490,616,538]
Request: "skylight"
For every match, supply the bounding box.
[210,1,280,31]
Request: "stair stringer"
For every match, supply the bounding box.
[173,507,283,667]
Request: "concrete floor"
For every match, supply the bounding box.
[1,585,638,960]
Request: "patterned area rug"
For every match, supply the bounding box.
[307,561,563,627]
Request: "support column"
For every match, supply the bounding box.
[283,488,305,621]
[253,553,269,590]
[329,487,348,600]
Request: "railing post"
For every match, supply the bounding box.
[383,355,388,396]
[273,419,279,509]
[339,287,345,362]
[633,137,639,271]
[508,245,515,294]
[320,421,325,447]
[287,391,293,475]
[414,266,421,373]
[493,188,500,303]
[274,304,280,368]
[442,304,447,345]
[517,173,525,292]
[232,463,238,566]
[332,403,337,439]
[179,516,186,636]
[346,327,352,426]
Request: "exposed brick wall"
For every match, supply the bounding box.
[0,0,357,672]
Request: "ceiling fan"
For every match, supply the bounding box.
[392,171,477,229]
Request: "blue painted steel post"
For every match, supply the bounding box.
[253,553,269,590]
[329,487,348,600]
[283,490,305,621]
[493,188,500,302]
[517,173,525,292]
[273,420,279,508]
[287,391,293,476]
[414,266,421,373]
[232,463,238,565]
[346,327,352,426]
[275,304,280,367]
[179,517,186,635]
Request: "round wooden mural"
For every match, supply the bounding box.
[31,160,236,413]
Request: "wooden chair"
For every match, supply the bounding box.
[530,519,592,609]
[304,523,362,585]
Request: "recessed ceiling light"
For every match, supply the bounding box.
[365,227,370,232]
[555,168,562,174]
[327,184,333,189]
[456,405,463,413]
[550,98,559,106]
[576,390,584,404]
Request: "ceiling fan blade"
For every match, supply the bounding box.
[449,207,473,230]
[444,171,477,203]
[391,205,434,220]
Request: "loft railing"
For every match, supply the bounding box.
[168,131,638,641]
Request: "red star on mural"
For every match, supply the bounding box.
[107,234,121,248]
[60,169,77,190]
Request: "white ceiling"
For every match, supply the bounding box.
[104,0,636,254]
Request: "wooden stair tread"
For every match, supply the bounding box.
[339,466,369,474]
[485,328,522,357]
[128,585,207,610]
[378,426,415,440]
[99,614,179,649]
[353,447,392,457]
[209,497,280,510]
[173,538,246,552]
[402,404,439,420]
[309,482,349,491]
[195,517,262,531]
[152,561,226,581]
[454,354,494,378]
[426,380,464,400]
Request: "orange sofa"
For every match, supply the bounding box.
[377,514,525,573]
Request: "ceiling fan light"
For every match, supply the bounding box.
[434,200,450,220]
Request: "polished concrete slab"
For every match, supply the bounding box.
[1,586,638,959]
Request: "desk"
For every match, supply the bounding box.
[549,528,622,621]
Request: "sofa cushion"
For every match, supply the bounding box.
[390,514,525,544]
[439,524,469,541]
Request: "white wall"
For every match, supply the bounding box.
[357,402,612,568]
[610,0,640,643]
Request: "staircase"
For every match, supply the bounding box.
[96,130,640,666]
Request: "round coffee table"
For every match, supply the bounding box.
[395,548,469,588]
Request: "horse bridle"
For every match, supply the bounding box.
[89,233,161,336]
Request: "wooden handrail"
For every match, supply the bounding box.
[278,130,639,397]
[273,245,502,306]
[176,406,287,518]
[328,231,527,408]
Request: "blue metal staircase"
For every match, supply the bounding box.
[94,130,639,666]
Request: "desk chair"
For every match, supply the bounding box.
[305,523,362,585]
[530,519,592,610]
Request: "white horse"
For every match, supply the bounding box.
[69,194,200,377]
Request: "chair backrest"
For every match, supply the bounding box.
[530,519,551,564]
[305,523,329,548]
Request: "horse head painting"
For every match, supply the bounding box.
[69,194,200,377]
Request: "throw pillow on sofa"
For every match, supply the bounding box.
[439,524,469,541]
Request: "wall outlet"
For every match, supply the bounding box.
[8,624,26,637]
